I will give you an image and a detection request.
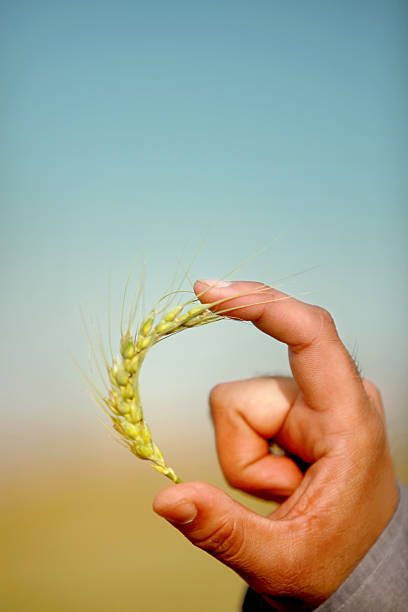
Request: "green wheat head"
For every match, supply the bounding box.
[80,250,291,483]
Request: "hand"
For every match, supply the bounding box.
[153,280,398,609]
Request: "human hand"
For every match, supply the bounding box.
[153,281,398,609]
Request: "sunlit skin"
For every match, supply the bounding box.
[154,280,399,610]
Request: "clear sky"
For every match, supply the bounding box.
[1,0,407,467]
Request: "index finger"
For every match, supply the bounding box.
[194,280,366,417]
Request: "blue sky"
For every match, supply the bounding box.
[1,1,407,469]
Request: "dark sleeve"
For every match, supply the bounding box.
[242,485,408,612]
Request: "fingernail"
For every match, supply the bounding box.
[156,501,198,525]
[197,279,231,288]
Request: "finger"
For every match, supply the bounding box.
[195,280,367,423]
[210,377,304,500]
[153,481,293,593]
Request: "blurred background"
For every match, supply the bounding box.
[1,1,407,610]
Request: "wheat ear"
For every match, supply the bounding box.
[83,265,293,483]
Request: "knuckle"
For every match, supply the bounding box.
[314,305,335,330]
[362,378,380,397]
[193,516,245,563]
[356,408,386,456]
[223,467,246,490]
[292,306,338,354]
[209,382,230,418]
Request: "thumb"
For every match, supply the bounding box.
[153,481,289,591]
